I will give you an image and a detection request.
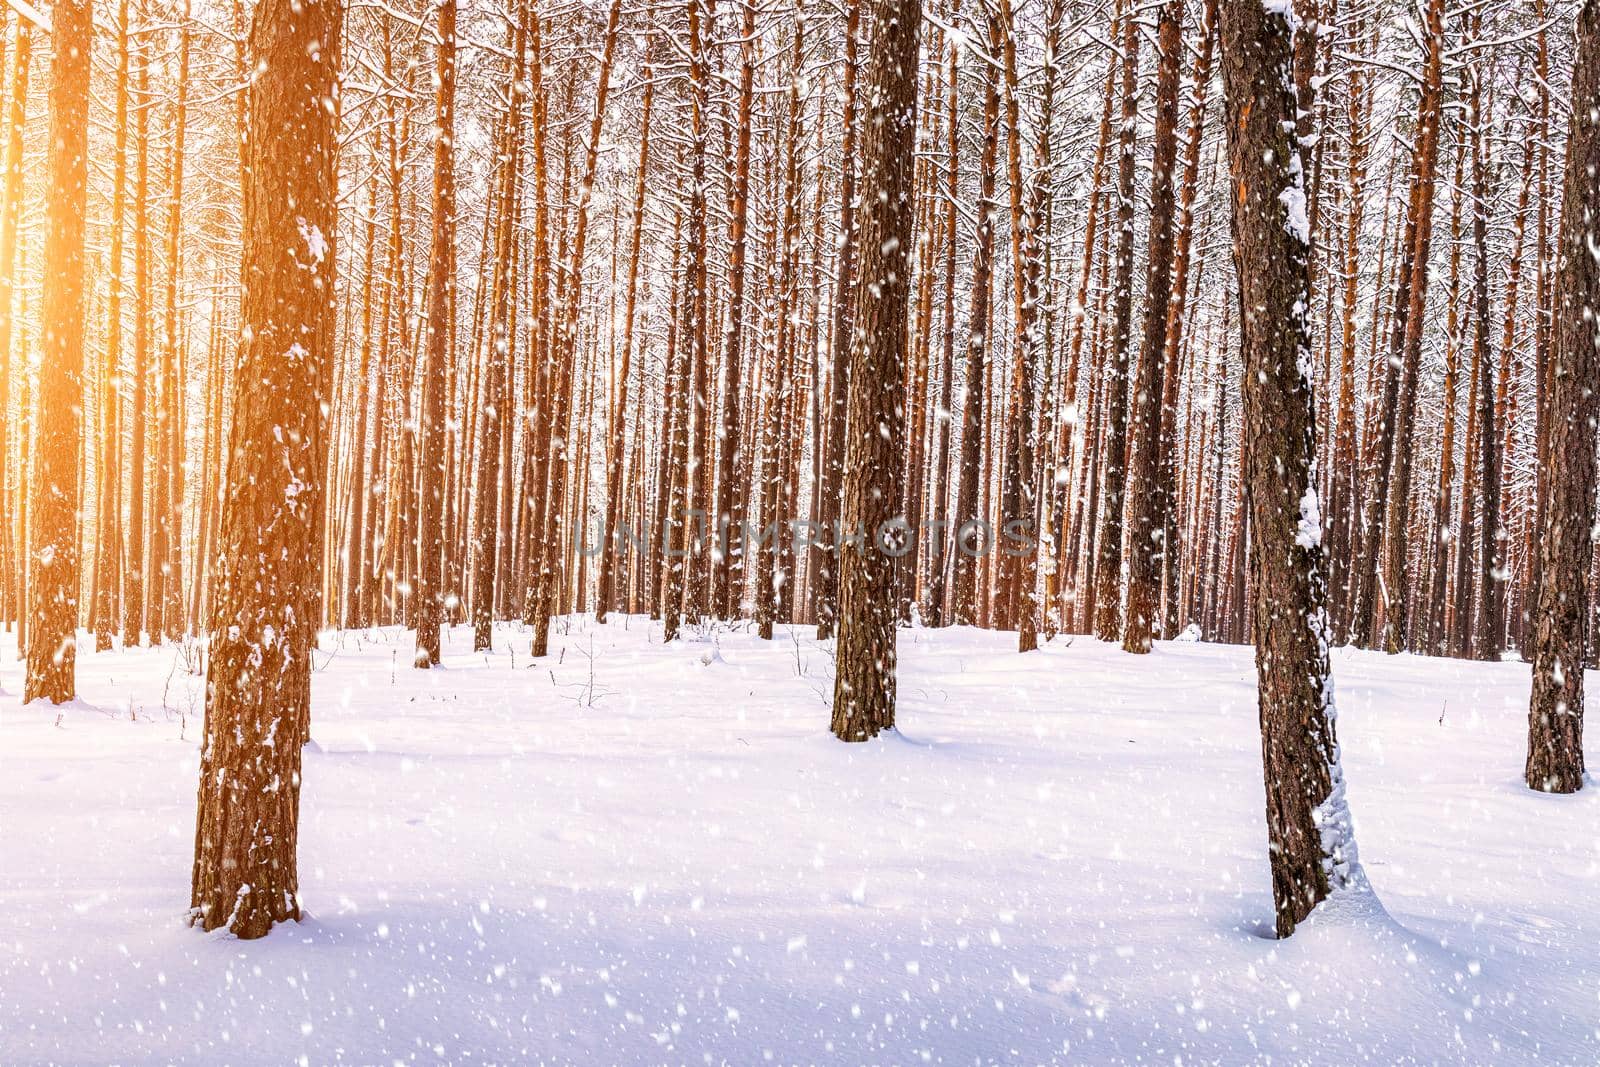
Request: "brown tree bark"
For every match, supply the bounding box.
[22,0,93,704]
[343,160,380,629]
[0,20,19,635]
[1376,0,1446,655]
[415,0,457,667]
[951,3,1001,626]
[1156,0,1215,638]
[1091,9,1141,642]
[1327,11,1371,638]
[1219,0,1362,938]
[831,0,920,741]
[124,38,152,648]
[923,0,960,627]
[1121,0,1185,653]
[1525,0,1599,794]
[190,0,341,938]
[597,42,655,626]
[713,0,757,619]
[757,13,806,641]
[93,0,133,652]
[1466,42,1500,662]
[813,0,862,639]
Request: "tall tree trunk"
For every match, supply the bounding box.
[93,0,133,651]
[343,163,379,629]
[189,0,341,938]
[1218,0,1363,938]
[0,21,20,636]
[923,1,960,627]
[757,13,805,641]
[713,0,757,619]
[158,6,191,640]
[1327,11,1370,637]
[1156,0,1215,639]
[1376,0,1446,654]
[22,0,93,704]
[1091,9,1141,642]
[1122,0,1185,653]
[1525,0,1599,794]
[813,0,862,639]
[1467,43,1500,663]
[831,0,920,741]
[124,40,151,647]
[951,4,1000,626]
[415,0,457,667]
[597,43,655,625]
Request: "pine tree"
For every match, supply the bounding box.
[415,0,457,668]
[190,0,342,938]
[1122,0,1185,653]
[1218,0,1363,938]
[831,0,920,742]
[22,0,93,704]
[1525,0,1599,795]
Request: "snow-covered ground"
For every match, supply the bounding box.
[2,617,1597,1065]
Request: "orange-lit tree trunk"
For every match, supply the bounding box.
[415,0,457,667]
[0,21,28,636]
[155,5,191,640]
[93,0,133,651]
[23,0,93,704]
[190,0,341,937]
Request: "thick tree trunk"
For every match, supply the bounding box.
[190,0,341,938]
[831,0,920,741]
[1218,0,1363,938]
[1525,0,1599,795]
[22,0,93,704]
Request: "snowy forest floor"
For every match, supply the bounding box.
[2,618,1598,1066]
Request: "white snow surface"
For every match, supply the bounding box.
[2,619,1598,1065]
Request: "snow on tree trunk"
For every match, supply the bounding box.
[830,0,921,741]
[1217,0,1364,938]
[1525,0,1600,795]
[415,0,455,669]
[23,0,92,705]
[190,0,341,939]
